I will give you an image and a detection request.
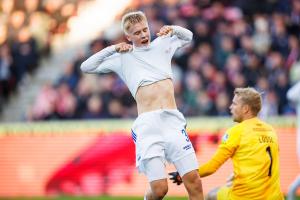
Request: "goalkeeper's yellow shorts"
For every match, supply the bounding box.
[217,186,230,200]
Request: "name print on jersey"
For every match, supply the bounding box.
[258,135,274,143]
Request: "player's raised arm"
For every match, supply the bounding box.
[157,25,193,46]
[171,25,193,44]
[80,42,131,74]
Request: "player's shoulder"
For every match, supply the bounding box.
[227,123,243,135]
[221,123,242,143]
[154,34,174,43]
[255,118,275,131]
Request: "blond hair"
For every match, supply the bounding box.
[234,87,262,115]
[121,11,147,34]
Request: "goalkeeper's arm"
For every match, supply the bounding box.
[169,144,233,185]
[198,145,232,177]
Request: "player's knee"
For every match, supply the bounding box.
[152,184,168,200]
[184,171,203,189]
[191,177,203,193]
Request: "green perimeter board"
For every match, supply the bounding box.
[0,116,296,136]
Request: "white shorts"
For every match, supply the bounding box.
[144,154,199,182]
[131,109,198,180]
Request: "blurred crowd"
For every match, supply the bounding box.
[0,0,92,112]
[26,0,300,121]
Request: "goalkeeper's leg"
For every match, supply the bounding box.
[206,185,230,200]
[206,187,219,200]
[206,172,232,200]
[288,175,300,200]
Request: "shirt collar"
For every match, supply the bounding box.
[133,43,151,51]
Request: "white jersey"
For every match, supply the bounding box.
[80,25,192,98]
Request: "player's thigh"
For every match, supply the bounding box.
[206,186,230,200]
[206,187,219,200]
[144,156,167,182]
[175,154,202,192]
[144,157,168,195]
[216,186,230,200]
[173,153,199,177]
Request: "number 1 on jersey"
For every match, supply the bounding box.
[266,146,273,176]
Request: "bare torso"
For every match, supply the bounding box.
[135,79,177,115]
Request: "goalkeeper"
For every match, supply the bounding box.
[169,87,284,200]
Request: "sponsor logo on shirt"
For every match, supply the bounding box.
[183,144,191,150]
[222,133,229,142]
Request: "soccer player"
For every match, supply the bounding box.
[287,81,300,200]
[169,87,284,200]
[80,11,203,200]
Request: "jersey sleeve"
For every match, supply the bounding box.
[80,45,121,74]
[199,125,241,177]
[170,25,193,49]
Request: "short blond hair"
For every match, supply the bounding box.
[121,11,147,34]
[234,87,262,115]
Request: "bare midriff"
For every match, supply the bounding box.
[135,79,177,115]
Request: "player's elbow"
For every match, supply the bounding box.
[80,61,89,73]
[181,31,193,47]
[287,82,300,102]
[287,89,297,102]
[187,30,193,42]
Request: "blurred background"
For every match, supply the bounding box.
[0,0,299,199]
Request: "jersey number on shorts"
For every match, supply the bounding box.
[266,146,273,176]
[181,129,190,142]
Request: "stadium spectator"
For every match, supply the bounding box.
[0,0,91,111]
[169,87,284,200]
[82,94,107,119]
[0,43,13,101]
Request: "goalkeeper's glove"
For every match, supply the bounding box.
[168,171,182,185]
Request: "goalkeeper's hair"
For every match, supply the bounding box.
[234,87,262,116]
[121,11,148,35]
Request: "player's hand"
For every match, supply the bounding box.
[115,42,132,53]
[168,171,182,185]
[157,25,173,37]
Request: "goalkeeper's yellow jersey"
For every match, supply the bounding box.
[199,117,284,200]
